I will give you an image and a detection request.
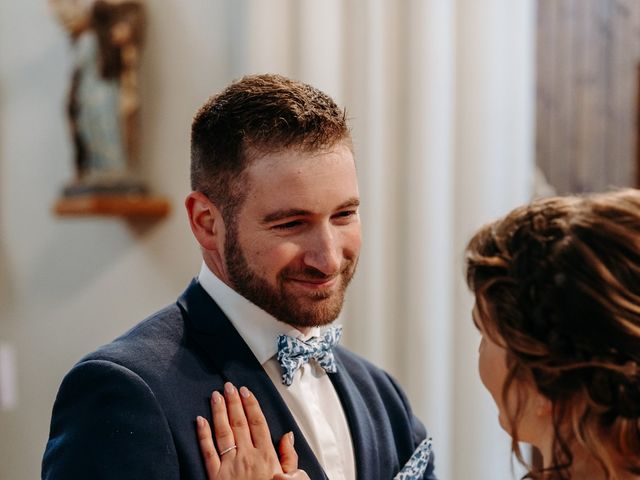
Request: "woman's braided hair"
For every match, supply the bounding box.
[466,189,640,479]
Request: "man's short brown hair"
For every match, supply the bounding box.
[190,74,351,220]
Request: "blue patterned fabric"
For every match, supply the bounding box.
[393,437,433,480]
[276,326,342,386]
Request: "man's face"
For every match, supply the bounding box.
[224,142,361,329]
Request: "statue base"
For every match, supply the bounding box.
[53,194,170,218]
[54,174,170,218]
[61,174,148,197]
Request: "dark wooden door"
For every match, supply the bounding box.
[536,0,640,193]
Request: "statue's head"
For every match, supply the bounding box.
[49,0,93,34]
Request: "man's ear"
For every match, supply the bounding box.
[185,191,225,251]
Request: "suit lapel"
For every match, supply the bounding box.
[178,280,328,479]
[329,349,381,479]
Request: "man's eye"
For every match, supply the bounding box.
[335,210,357,219]
[273,220,302,230]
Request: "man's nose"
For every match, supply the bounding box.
[302,226,341,275]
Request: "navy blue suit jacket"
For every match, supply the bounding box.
[42,280,437,479]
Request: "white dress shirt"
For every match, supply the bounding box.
[198,263,356,480]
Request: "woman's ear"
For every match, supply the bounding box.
[185,191,225,251]
[534,394,553,418]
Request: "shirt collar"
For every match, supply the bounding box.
[197,262,321,364]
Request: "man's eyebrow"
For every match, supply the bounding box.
[261,198,360,224]
[337,198,360,210]
[261,209,312,224]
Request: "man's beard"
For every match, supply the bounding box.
[224,226,357,328]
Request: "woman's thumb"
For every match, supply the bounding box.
[278,432,298,473]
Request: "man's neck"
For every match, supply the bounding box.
[291,325,313,336]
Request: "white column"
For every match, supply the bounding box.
[341,0,398,369]
[295,0,344,103]
[244,0,295,76]
[402,1,456,479]
[452,0,535,479]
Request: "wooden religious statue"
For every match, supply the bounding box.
[51,0,167,217]
[50,0,148,197]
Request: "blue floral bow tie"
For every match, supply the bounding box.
[276,326,342,386]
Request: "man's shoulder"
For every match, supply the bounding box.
[333,344,428,460]
[334,344,387,375]
[334,345,405,397]
[78,302,186,375]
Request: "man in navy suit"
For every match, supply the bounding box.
[42,74,437,480]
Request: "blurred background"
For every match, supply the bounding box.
[0,0,638,479]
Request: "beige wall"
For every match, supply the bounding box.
[0,1,233,478]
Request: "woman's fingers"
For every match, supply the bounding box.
[222,382,253,449]
[278,432,298,473]
[196,416,220,478]
[199,384,291,479]
[210,390,237,458]
[238,386,272,450]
